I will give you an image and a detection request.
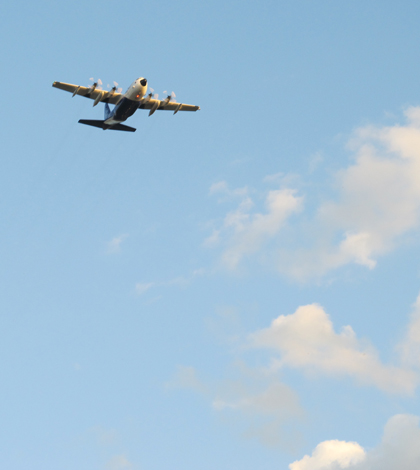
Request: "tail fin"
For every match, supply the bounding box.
[78,119,136,132]
[104,103,112,120]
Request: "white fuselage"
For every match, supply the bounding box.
[104,77,148,125]
[124,77,148,101]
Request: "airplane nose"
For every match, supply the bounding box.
[140,78,147,86]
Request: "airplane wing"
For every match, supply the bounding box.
[52,81,123,105]
[138,98,200,114]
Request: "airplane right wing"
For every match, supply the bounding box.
[138,97,200,116]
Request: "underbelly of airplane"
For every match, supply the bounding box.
[108,97,139,123]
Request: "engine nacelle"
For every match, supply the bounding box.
[148,100,160,116]
[72,86,81,97]
[93,91,104,107]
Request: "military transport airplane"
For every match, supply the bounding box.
[52,77,200,132]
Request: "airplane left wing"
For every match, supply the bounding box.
[52,81,123,105]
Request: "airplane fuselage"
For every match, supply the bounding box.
[104,77,148,126]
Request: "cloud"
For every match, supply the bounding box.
[166,365,209,394]
[290,414,420,470]
[289,440,365,470]
[398,293,420,368]
[213,378,304,448]
[135,282,154,295]
[209,180,249,199]
[212,379,301,419]
[169,365,303,448]
[105,455,133,470]
[135,269,205,296]
[107,234,128,254]
[89,425,118,447]
[206,188,303,269]
[250,303,417,394]
[293,108,420,278]
[208,108,420,279]
[311,111,420,269]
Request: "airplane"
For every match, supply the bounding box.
[52,77,200,132]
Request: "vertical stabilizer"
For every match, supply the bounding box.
[104,103,112,120]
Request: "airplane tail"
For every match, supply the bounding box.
[78,119,136,132]
[104,103,112,120]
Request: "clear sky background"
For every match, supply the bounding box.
[2,1,420,469]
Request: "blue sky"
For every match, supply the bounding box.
[2,1,420,469]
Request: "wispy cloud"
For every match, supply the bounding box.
[168,365,304,448]
[209,180,249,199]
[135,269,205,296]
[89,425,119,447]
[135,282,154,295]
[105,454,134,470]
[206,188,303,269]
[398,293,420,368]
[107,234,129,254]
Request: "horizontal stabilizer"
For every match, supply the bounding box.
[78,119,136,132]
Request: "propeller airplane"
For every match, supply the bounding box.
[52,77,200,132]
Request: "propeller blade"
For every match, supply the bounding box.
[88,77,102,90]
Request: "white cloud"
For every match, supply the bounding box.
[263,172,285,183]
[206,188,303,269]
[135,269,205,296]
[89,425,118,447]
[208,108,420,279]
[209,180,249,199]
[213,378,304,448]
[106,455,133,470]
[289,440,365,470]
[212,380,301,419]
[289,109,420,278]
[107,234,128,254]
[290,414,420,470]
[398,293,420,368]
[166,365,209,394]
[135,282,154,295]
[169,365,303,448]
[209,180,229,195]
[250,303,417,394]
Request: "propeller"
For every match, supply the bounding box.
[148,88,159,100]
[89,77,103,90]
[106,81,123,94]
[113,81,123,93]
[161,90,177,106]
[163,91,177,103]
